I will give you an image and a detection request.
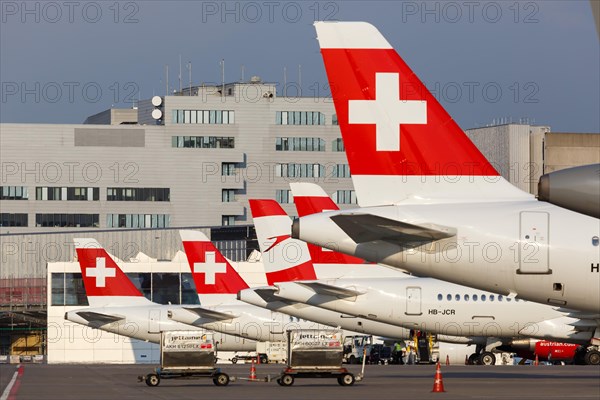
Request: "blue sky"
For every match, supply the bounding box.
[1,1,598,132]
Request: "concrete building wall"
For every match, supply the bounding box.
[528,126,550,195]
[543,132,600,173]
[83,108,138,125]
[465,125,510,179]
[1,85,351,235]
[508,124,532,192]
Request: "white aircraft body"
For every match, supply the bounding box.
[243,187,599,364]
[291,22,600,322]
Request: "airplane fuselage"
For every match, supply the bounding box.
[274,277,594,344]
[295,200,600,313]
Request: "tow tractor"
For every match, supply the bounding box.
[275,329,364,387]
[138,331,232,387]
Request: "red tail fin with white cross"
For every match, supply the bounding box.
[74,238,148,307]
[179,230,249,305]
[314,21,531,206]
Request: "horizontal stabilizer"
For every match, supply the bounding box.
[568,319,598,328]
[296,282,364,298]
[253,288,282,303]
[330,213,456,245]
[555,308,600,320]
[183,307,236,321]
[76,311,124,325]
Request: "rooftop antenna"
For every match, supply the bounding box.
[283,66,287,97]
[220,59,225,97]
[165,65,169,97]
[241,65,245,82]
[187,61,192,96]
[298,64,302,94]
[179,55,182,94]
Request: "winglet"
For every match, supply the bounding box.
[249,200,317,285]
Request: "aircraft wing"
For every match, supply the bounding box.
[295,282,364,298]
[183,307,237,321]
[330,213,456,245]
[75,311,124,325]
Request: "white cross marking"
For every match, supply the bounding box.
[86,257,116,288]
[349,72,427,151]
[193,251,227,285]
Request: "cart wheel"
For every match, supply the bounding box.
[213,373,230,386]
[280,374,294,386]
[276,379,283,386]
[338,373,355,386]
[231,357,238,364]
[145,373,160,387]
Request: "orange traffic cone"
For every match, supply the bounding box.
[534,354,539,366]
[431,362,446,393]
[446,355,450,366]
[249,360,257,380]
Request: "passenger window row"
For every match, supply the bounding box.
[437,293,521,302]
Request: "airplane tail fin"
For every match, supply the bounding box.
[179,230,249,305]
[289,182,367,264]
[74,238,148,307]
[314,21,531,206]
[249,200,317,285]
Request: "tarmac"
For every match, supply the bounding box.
[1,363,599,400]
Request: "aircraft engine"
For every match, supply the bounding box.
[538,164,600,218]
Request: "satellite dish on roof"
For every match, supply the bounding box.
[151,96,163,106]
[151,109,163,120]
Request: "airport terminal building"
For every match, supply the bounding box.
[1,78,598,361]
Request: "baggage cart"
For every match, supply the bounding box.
[138,331,232,387]
[275,329,363,386]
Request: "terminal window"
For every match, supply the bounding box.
[222,163,237,176]
[332,138,345,152]
[275,163,324,178]
[222,215,236,226]
[276,137,326,151]
[222,189,236,202]
[106,214,170,228]
[276,189,293,204]
[36,187,99,201]
[51,273,88,306]
[330,164,351,178]
[0,186,28,200]
[172,136,235,149]
[0,213,28,227]
[172,109,235,124]
[333,190,356,205]
[106,188,170,201]
[276,111,325,125]
[36,214,99,228]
